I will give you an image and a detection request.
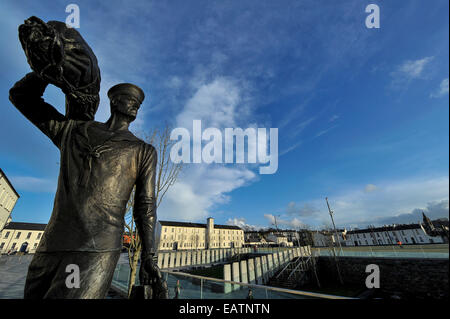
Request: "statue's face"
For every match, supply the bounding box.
[111,94,141,120]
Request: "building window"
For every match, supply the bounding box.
[26,232,32,239]
[4,232,9,239]
[11,243,16,249]
[37,233,42,240]
[15,232,21,239]
[0,243,4,249]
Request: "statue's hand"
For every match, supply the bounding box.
[139,255,169,299]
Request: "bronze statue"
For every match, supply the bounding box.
[9,16,168,299]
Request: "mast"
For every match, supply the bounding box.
[325,197,344,285]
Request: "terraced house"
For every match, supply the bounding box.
[155,217,244,251]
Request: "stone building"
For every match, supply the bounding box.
[0,222,46,254]
[0,168,20,231]
[155,217,244,251]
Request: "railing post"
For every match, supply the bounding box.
[200,278,203,299]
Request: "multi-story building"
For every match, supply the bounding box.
[265,233,292,246]
[311,216,448,247]
[155,217,244,251]
[245,228,314,247]
[344,223,446,246]
[311,230,346,247]
[0,168,20,231]
[265,228,300,244]
[0,222,46,254]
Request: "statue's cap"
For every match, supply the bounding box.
[107,83,145,104]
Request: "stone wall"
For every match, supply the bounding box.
[317,256,449,299]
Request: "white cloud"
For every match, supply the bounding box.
[292,117,315,137]
[375,199,449,225]
[281,176,449,228]
[226,217,264,230]
[263,213,308,230]
[279,140,303,157]
[390,56,434,89]
[158,77,259,221]
[329,114,339,122]
[176,77,243,129]
[9,176,56,193]
[364,184,377,193]
[398,57,434,79]
[158,166,257,222]
[430,78,449,98]
[315,125,338,138]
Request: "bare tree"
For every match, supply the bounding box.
[124,124,182,297]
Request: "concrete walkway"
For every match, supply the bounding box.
[0,254,126,299]
[0,255,32,299]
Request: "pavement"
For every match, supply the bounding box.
[0,253,129,299]
[0,254,32,299]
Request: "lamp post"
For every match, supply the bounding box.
[325,197,344,285]
[273,214,281,252]
[326,197,344,256]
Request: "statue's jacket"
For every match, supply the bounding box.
[9,72,157,253]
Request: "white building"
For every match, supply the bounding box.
[344,224,445,246]
[0,222,46,254]
[265,233,292,246]
[311,231,345,247]
[0,168,20,231]
[155,217,244,251]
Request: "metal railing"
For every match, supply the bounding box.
[110,261,355,299]
[313,245,449,259]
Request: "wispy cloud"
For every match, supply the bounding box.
[292,117,315,137]
[364,184,378,193]
[329,114,339,122]
[315,125,338,138]
[280,141,303,157]
[430,78,449,98]
[390,56,434,89]
[9,176,56,193]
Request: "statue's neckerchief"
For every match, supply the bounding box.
[77,122,127,187]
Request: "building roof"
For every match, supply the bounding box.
[3,222,46,231]
[0,168,20,198]
[159,220,241,230]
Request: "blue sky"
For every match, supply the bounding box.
[0,0,448,230]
